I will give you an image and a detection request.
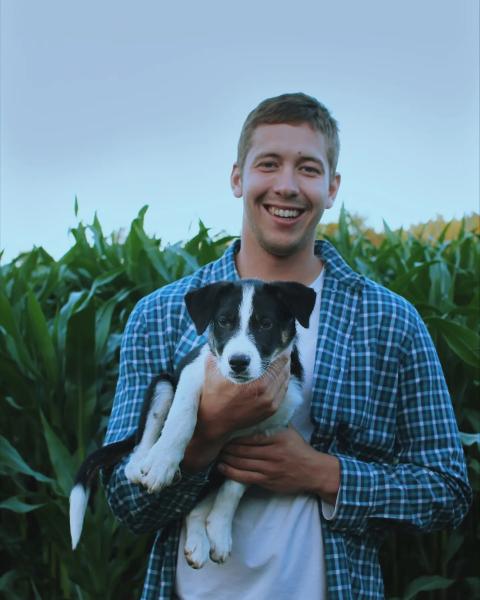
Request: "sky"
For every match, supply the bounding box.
[1,0,478,262]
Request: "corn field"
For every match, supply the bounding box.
[0,207,478,599]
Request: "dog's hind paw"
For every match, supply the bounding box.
[184,530,211,569]
[206,518,232,564]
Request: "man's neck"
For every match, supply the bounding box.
[235,239,323,285]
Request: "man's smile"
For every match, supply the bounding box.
[263,204,306,221]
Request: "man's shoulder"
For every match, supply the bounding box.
[138,263,216,313]
[319,240,420,331]
[362,276,417,314]
[134,245,237,318]
[359,275,423,339]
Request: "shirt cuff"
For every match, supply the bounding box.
[321,485,341,520]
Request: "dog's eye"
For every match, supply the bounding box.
[259,317,273,330]
[217,315,232,328]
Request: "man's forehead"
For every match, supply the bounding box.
[248,122,328,159]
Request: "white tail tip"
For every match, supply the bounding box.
[69,483,90,550]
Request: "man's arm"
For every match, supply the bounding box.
[218,316,472,535]
[216,427,340,504]
[325,316,472,535]
[103,298,213,535]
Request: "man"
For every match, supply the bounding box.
[104,93,471,599]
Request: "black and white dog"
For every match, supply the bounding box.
[70,279,316,568]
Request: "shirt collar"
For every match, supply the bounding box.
[211,238,364,291]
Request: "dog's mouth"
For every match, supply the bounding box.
[228,371,254,384]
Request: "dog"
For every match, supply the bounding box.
[69,279,316,568]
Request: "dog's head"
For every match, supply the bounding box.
[185,280,316,382]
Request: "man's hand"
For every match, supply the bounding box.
[197,353,291,440]
[217,427,341,505]
[181,354,290,473]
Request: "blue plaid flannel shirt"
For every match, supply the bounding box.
[104,240,471,599]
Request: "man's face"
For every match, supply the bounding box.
[231,122,340,258]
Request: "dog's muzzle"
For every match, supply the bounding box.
[229,353,251,375]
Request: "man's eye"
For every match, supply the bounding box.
[217,316,232,328]
[300,165,321,175]
[258,161,277,170]
[259,317,273,330]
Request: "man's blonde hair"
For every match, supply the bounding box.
[237,92,340,179]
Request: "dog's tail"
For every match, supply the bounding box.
[69,436,135,550]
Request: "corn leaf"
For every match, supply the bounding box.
[0,435,53,483]
[40,411,75,496]
[401,575,454,600]
[0,497,45,513]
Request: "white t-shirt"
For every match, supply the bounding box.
[175,271,333,599]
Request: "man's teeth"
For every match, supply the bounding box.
[267,206,301,218]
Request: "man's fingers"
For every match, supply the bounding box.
[220,445,271,462]
[217,462,265,484]
[225,433,273,447]
[257,356,290,404]
[265,355,290,381]
[219,455,271,473]
[204,353,224,381]
[269,353,289,374]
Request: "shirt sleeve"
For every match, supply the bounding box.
[103,297,213,535]
[326,315,472,536]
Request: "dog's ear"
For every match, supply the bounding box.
[185,282,235,334]
[266,281,316,328]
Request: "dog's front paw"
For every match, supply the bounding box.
[139,454,181,493]
[184,527,211,569]
[206,517,232,564]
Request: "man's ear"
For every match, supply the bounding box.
[185,282,234,334]
[326,172,341,209]
[266,282,317,328]
[231,163,243,198]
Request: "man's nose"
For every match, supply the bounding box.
[272,167,299,198]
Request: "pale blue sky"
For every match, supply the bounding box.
[1,0,478,262]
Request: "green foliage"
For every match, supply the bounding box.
[0,207,478,599]
[0,208,232,599]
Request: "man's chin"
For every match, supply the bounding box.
[258,236,309,258]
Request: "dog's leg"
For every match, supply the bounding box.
[139,356,205,492]
[206,480,247,564]
[183,491,216,569]
[125,379,174,483]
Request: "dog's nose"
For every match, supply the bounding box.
[229,354,251,374]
